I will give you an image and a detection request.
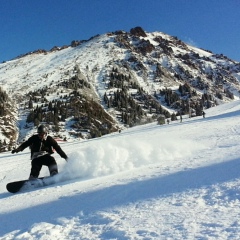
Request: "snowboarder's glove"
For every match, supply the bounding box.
[12,147,21,154]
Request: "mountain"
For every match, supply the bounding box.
[1,100,240,239]
[0,26,240,151]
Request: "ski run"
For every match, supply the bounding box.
[1,100,240,239]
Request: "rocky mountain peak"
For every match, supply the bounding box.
[130,26,147,37]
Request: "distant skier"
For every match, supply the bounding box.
[202,111,206,118]
[12,125,68,179]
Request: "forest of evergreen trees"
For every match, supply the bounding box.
[0,87,16,152]
[26,74,118,139]
[103,68,174,126]
[102,68,213,126]
[0,88,9,117]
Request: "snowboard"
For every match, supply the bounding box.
[6,176,58,193]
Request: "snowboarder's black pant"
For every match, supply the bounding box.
[30,155,58,178]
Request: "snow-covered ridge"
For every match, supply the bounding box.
[1,28,238,96]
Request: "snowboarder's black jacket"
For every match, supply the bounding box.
[18,135,67,160]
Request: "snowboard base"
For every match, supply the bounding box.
[6,176,57,193]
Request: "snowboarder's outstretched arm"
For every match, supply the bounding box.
[12,136,35,154]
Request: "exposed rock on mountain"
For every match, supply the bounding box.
[130,26,147,37]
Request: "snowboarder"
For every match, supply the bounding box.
[12,125,68,179]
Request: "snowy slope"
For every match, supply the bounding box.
[0,34,119,94]
[1,100,240,239]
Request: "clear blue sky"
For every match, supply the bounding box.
[1,0,239,63]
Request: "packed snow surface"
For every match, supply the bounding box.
[1,100,240,239]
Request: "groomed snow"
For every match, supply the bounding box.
[1,100,240,239]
